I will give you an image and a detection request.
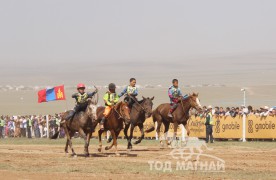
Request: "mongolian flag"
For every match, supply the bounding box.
[38,85,66,103]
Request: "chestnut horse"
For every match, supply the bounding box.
[146,93,202,146]
[96,101,130,155]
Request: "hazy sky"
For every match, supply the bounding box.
[1,0,276,85]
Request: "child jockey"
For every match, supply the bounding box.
[64,83,97,121]
[119,78,138,108]
[168,79,188,117]
[100,83,119,130]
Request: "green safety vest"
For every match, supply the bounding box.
[28,119,32,127]
[55,118,60,126]
[205,112,214,125]
[0,119,4,127]
[77,92,88,104]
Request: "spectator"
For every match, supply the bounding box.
[0,115,5,138]
[225,107,231,116]
[213,107,220,116]
[219,107,225,117]
[260,106,270,117]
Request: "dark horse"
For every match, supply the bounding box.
[146,93,202,146]
[50,98,97,157]
[96,101,131,155]
[124,96,154,149]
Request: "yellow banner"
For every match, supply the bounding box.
[92,115,276,139]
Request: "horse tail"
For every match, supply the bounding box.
[145,110,157,133]
[50,131,60,139]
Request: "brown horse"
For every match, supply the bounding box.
[96,101,130,155]
[50,98,97,157]
[146,93,202,146]
[124,96,154,150]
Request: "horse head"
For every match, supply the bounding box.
[187,93,202,112]
[141,96,155,118]
[116,101,131,124]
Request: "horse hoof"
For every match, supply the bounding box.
[105,146,109,151]
[73,154,78,158]
[133,141,139,145]
[98,148,102,152]
[127,149,131,153]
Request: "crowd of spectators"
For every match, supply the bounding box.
[195,106,276,118]
[0,106,275,139]
[0,114,65,139]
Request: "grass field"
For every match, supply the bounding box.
[0,138,276,180]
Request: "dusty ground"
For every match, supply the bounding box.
[0,138,276,180]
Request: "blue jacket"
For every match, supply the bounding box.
[119,86,138,98]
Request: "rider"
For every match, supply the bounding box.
[64,83,97,121]
[119,78,138,108]
[100,83,119,130]
[168,79,188,118]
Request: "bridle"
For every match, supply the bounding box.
[128,95,152,114]
[113,103,130,121]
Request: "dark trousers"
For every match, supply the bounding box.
[27,126,32,138]
[206,125,213,143]
[21,128,26,137]
[0,126,3,138]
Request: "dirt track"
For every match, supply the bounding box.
[0,139,276,180]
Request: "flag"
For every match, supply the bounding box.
[38,85,66,103]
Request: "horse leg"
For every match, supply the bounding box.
[105,130,116,151]
[86,131,93,156]
[98,129,104,152]
[113,131,120,156]
[65,139,69,154]
[78,129,89,157]
[64,127,76,156]
[156,121,163,146]
[168,122,178,146]
[128,125,135,149]
[69,131,76,156]
[134,123,144,145]
[163,121,170,146]
[124,123,131,149]
[184,122,190,136]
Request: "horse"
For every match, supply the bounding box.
[50,98,98,157]
[145,93,202,146]
[124,96,154,149]
[96,101,131,156]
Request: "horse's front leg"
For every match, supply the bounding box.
[78,129,89,157]
[124,123,131,149]
[184,122,190,136]
[128,125,135,149]
[134,123,144,145]
[86,131,93,156]
[98,129,104,152]
[105,130,116,152]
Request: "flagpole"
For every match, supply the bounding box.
[46,115,49,138]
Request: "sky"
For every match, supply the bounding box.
[0,0,276,86]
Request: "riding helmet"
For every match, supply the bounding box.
[77,83,86,89]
